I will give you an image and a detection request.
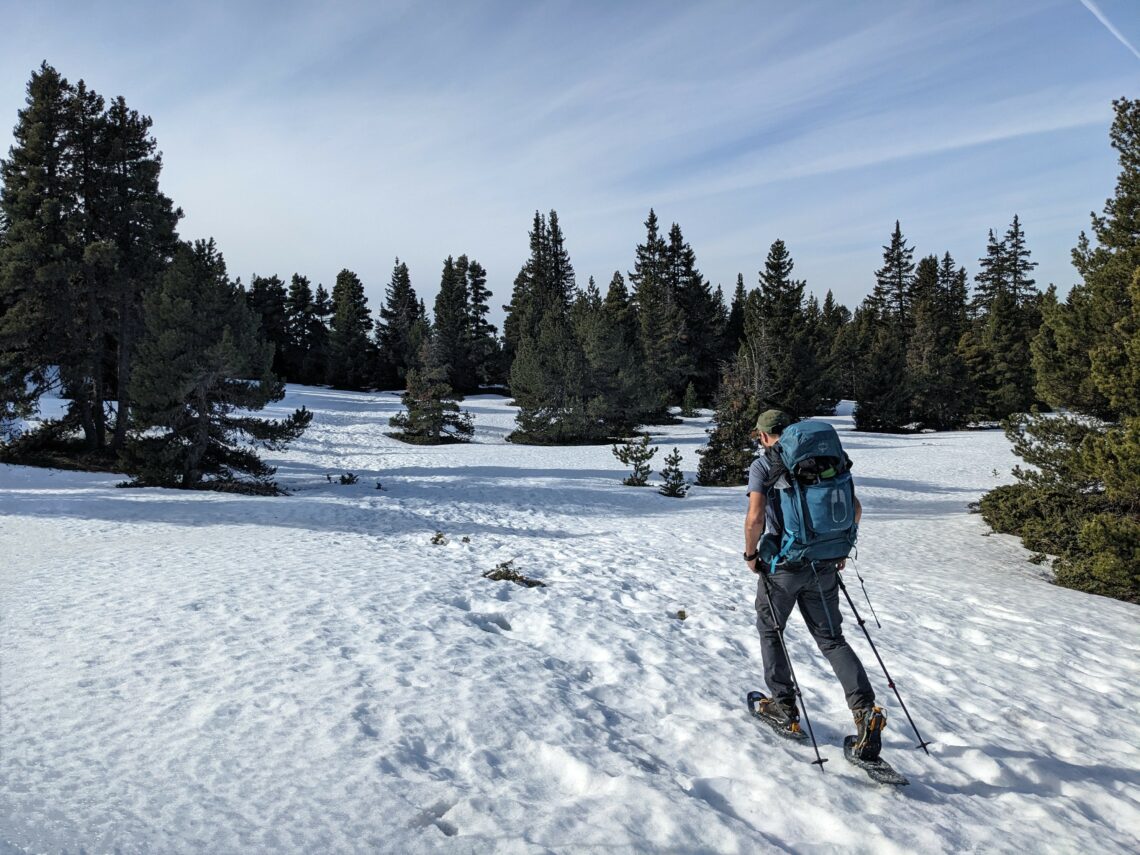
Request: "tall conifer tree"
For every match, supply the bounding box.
[665,221,724,402]
[723,273,747,362]
[507,211,596,442]
[326,269,373,390]
[375,259,425,389]
[430,255,474,392]
[855,223,916,431]
[740,239,827,417]
[630,210,687,415]
[907,254,972,429]
[283,274,315,382]
[0,63,179,451]
[246,274,289,377]
[101,95,181,447]
[465,258,502,387]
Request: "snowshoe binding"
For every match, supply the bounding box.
[747,691,807,741]
[844,706,909,785]
[850,705,886,761]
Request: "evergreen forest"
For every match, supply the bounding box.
[1,64,1137,602]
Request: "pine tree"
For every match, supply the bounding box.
[569,272,646,435]
[965,217,1042,419]
[65,79,113,448]
[246,274,289,377]
[501,266,530,367]
[871,221,916,329]
[283,274,315,382]
[980,98,1140,603]
[388,366,474,444]
[979,288,1035,419]
[723,273,747,361]
[612,434,658,486]
[854,320,910,432]
[304,282,332,385]
[124,240,310,489]
[1004,214,1038,305]
[507,211,599,443]
[547,212,575,307]
[739,239,827,417]
[1032,283,1108,416]
[855,223,916,431]
[430,255,475,392]
[630,210,687,415]
[103,132,171,446]
[100,94,181,450]
[0,64,80,434]
[816,290,852,407]
[907,254,972,429]
[696,358,759,486]
[326,268,373,390]
[972,229,1007,318]
[0,64,180,453]
[830,306,869,404]
[375,259,425,389]
[465,258,502,387]
[666,221,724,401]
[681,382,699,417]
[658,447,689,497]
[510,308,592,443]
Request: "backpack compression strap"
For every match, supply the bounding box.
[768,533,796,575]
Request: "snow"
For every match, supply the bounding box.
[2,387,1138,854]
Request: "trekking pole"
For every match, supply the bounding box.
[836,574,932,754]
[759,570,828,771]
[849,558,881,628]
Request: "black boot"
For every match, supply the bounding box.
[851,706,887,760]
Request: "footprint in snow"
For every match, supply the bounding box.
[467,612,512,633]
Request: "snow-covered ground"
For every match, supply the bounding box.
[1,387,1138,854]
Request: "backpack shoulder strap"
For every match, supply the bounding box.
[761,445,787,492]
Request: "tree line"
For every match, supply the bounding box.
[0,62,1054,477]
[3,64,1136,603]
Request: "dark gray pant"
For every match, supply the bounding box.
[754,562,875,712]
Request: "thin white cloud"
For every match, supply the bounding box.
[1079,0,1140,60]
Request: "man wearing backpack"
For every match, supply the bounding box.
[743,408,886,760]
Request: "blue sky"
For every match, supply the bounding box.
[3,1,1138,324]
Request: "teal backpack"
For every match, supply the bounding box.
[764,420,857,569]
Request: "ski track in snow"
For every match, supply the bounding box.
[1,388,1138,854]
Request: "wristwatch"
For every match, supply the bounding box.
[743,550,759,561]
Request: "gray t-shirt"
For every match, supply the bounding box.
[746,452,786,536]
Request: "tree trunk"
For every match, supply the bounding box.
[111,313,133,451]
[182,390,210,487]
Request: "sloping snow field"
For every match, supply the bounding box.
[2,387,1138,854]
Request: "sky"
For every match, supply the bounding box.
[2,0,1139,325]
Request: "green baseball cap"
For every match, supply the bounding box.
[754,408,792,434]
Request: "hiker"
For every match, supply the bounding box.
[742,408,886,760]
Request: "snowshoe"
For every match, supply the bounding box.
[746,691,807,741]
[843,736,909,785]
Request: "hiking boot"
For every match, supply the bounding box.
[851,706,887,761]
[758,696,802,736]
